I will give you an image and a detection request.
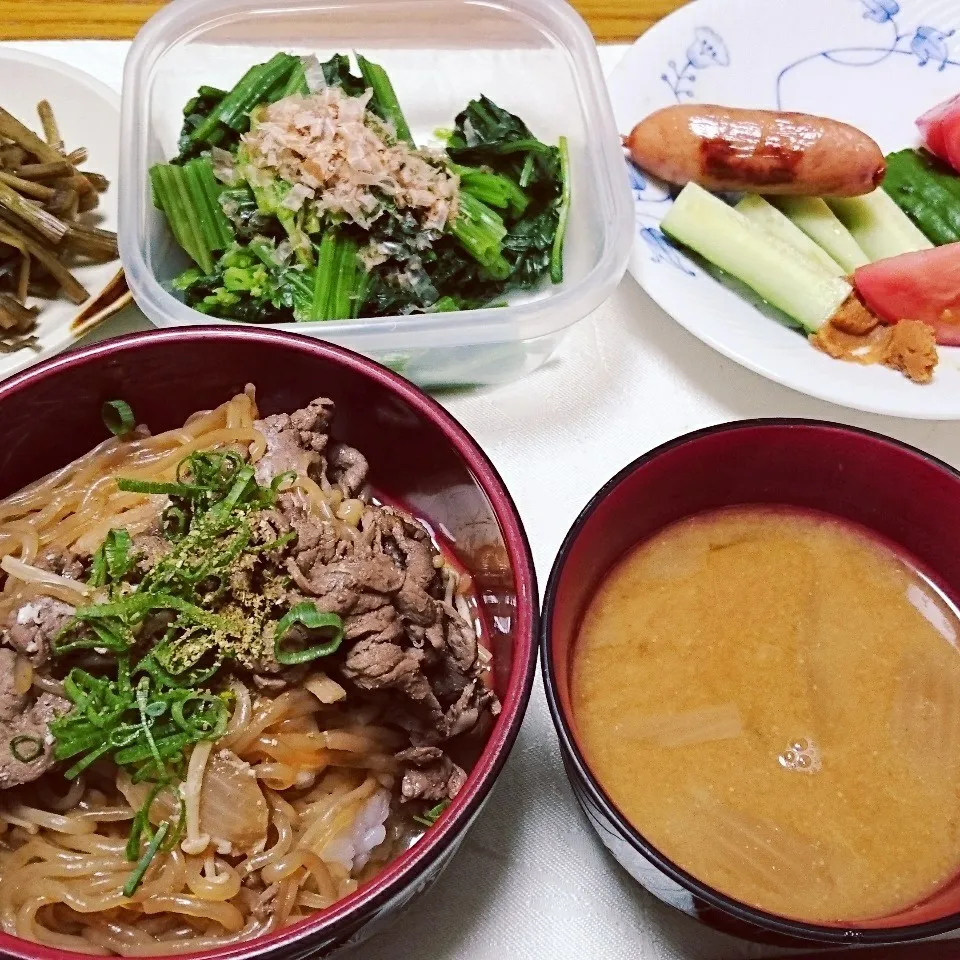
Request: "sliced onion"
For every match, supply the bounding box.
[198,749,269,855]
[305,672,346,705]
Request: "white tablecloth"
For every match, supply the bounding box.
[6,39,960,960]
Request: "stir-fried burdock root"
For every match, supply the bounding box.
[0,100,117,347]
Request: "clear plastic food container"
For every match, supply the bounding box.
[118,0,633,388]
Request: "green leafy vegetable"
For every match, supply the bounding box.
[150,158,235,273]
[317,53,367,98]
[102,400,135,437]
[178,52,300,161]
[448,96,567,291]
[155,52,568,324]
[177,86,227,158]
[357,54,413,145]
[173,243,313,324]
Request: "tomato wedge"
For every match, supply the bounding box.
[917,94,960,172]
[854,243,960,346]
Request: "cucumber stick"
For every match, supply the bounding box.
[827,189,932,262]
[882,148,960,246]
[661,183,851,334]
[735,195,845,276]
[771,197,869,273]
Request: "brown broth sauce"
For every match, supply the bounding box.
[572,506,960,923]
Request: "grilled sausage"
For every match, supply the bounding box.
[624,105,886,197]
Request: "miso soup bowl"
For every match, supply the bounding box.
[0,326,538,960]
[541,420,960,949]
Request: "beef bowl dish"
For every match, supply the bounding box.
[0,327,537,959]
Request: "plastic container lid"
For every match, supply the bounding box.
[119,0,634,386]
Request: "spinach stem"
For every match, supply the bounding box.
[356,54,414,146]
[550,135,570,284]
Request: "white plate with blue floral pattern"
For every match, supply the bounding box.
[608,0,960,419]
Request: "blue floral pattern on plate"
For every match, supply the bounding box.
[626,159,694,274]
[661,26,730,101]
[776,0,957,105]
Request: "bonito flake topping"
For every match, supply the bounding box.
[241,86,460,233]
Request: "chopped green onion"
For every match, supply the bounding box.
[170,692,229,739]
[10,734,44,763]
[116,478,207,497]
[102,400,135,437]
[254,530,297,554]
[413,799,451,828]
[136,677,166,778]
[550,135,570,285]
[63,741,112,779]
[88,544,107,588]
[274,603,344,665]
[104,528,133,582]
[123,820,169,897]
[161,505,188,539]
[125,781,166,861]
[114,732,193,767]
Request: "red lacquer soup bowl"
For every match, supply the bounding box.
[541,420,960,949]
[0,326,538,960]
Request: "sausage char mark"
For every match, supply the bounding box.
[699,136,803,186]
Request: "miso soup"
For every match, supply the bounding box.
[572,506,960,923]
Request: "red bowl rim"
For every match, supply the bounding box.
[541,418,960,946]
[0,326,539,960]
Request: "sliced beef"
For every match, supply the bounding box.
[246,398,500,748]
[395,745,467,803]
[344,605,399,640]
[288,554,405,615]
[131,530,171,571]
[253,398,333,485]
[329,444,369,496]
[35,550,85,581]
[378,513,438,625]
[443,610,479,674]
[341,630,442,720]
[4,596,74,666]
[275,493,340,569]
[443,679,491,739]
[0,649,69,789]
[0,649,23,722]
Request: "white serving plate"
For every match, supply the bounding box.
[608,0,960,419]
[0,48,121,377]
